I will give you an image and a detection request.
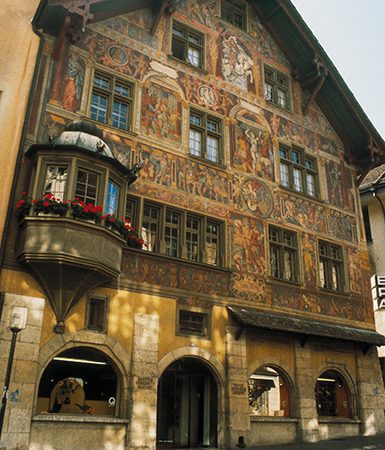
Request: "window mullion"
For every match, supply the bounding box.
[159,206,166,254]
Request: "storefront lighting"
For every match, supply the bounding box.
[53,356,106,365]
[317,377,336,382]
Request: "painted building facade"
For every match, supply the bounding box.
[1,1,385,449]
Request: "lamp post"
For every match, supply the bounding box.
[0,306,28,445]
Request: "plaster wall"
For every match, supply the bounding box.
[0,0,41,244]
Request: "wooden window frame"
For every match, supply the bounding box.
[221,0,247,30]
[85,295,108,333]
[128,196,225,267]
[189,108,223,164]
[171,21,205,69]
[318,240,344,292]
[269,226,299,282]
[264,65,291,110]
[90,70,134,131]
[279,145,319,198]
[176,307,210,338]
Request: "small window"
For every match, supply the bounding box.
[319,241,344,292]
[279,146,318,197]
[90,71,133,131]
[172,21,204,68]
[221,0,247,30]
[362,206,372,243]
[86,296,108,332]
[178,309,209,337]
[43,165,68,200]
[75,168,100,205]
[37,347,118,416]
[264,66,290,110]
[106,180,119,215]
[189,109,222,163]
[316,370,351,418]
[269,226,298,282]
[249,366,291,417]
[125,194,138,227]
[142,203,160,252]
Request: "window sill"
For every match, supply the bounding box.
[279,185,323,204]
[189,153,227,171]
[318,417,360,424]
[268,277,302,288]
[124,246,232,273]
[167,55,208,74]
[32,414,128,424]
[265,99,292,113]
[250,416,298,423]
[318,287,350,297]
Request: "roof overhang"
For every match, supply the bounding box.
[228,306,385,348]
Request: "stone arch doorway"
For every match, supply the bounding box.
[157,357,218,448]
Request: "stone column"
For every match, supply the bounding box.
[225,326,250,448]
[293,341,320,443]
[127,313,159,450]
[356,345,385,435]
[0,293,45,450]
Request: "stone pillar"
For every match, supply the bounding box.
[225,326,250,449]
[0,293,45,450]
[293,341,320,443]
[356,345,385,435]
[127,313,159,450]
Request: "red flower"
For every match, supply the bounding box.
[102,215,106,220]
[32,200,37,204]
[43,201,50,207]
[22,191,27,195]
[110,218,115,223]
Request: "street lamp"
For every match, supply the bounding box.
[0,306,28,443]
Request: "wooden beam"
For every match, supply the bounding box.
[150,0,170,35]
[303,72,327,115]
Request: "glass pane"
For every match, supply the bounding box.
[279,148,288,159]
[265,83,274,101]
[306,173,316,196]
[106,180,119,215]
[112,100,128,129]
[207,136,219,162]
[114,82,131,97]
[189,129,202,156]
[125,197,136,224]
[75,170,99,204]
[190,113,202,126]
[291,150,301,164]
[206,222,219,265]
[187,216,200,262]
[142,205,159,252]
[187,46,201,67]
[207,118,219,133]
[283,250,294,280]
[280,163,290,187]
[94,74,110,90]
[270,247,279,278]
[277,88,287,108]
[319,260,327,288]
[44,166,68,200]
[188,33,201,45]
[172,37,186,61]
[90,93,108,123]
[172,25,185,38]
[165,211,180,257]
[269,228,279,243]
[332,263,341,290]
[293,168,303,192]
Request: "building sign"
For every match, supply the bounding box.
[371,275,385,308]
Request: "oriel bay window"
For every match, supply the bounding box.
[90,71,133,131]
[43,165,68,200]
[269,226,298,282]
[172,21,204,68]
[128,196,224,266]
[189,109,222,163]
[279,146,318,197]
[319,241,344,292]
[74,169,100,205]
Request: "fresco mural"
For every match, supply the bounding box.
[231,273,266,304]
[316,293,365,322]
[232,121,274,179]
[348,248,362,293]
[302,234,317,287]
[271,284,301,310]
[328,210,356,242]
[141,82,182,147]
[62,50,85,112]
[220,34,254,91]
[120,252,231,297]
[279,193,327,234]
[324,159,354,210]
[239,178,274,218]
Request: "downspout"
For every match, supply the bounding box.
[0,2,47,289]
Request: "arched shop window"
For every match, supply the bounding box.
[315,370,351,418]
[37,347,118,416]
[248,366,291,417]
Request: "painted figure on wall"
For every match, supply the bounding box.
[233,122,274,179]
[221,35,254,90]
[141,83,182,146]
[63,51,85,112]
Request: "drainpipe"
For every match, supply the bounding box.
[0,1,47,292]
